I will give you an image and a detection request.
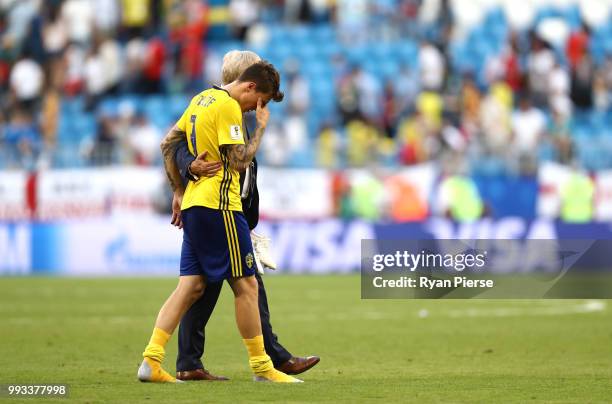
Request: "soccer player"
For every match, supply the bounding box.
[168,50,320,381]
[138,61,301,383]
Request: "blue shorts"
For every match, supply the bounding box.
[180,206,256,282]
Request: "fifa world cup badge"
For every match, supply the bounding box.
[230,125,242,140]
[245,252,254,269]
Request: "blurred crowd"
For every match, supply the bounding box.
[1,0,611,180]
[0,0,211,169]
[316,23,612,177]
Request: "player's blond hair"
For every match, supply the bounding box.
[221,50,261,85]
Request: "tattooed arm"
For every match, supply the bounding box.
[160,126,187,228]
[220,98,269,172]
[160,125,186,193]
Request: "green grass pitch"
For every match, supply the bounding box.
[0,275,611,403]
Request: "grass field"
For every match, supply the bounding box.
[0,275,611,403]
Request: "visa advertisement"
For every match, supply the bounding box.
[2,218,612,276]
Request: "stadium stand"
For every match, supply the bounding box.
[1,0,612,221]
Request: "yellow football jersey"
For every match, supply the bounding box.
[178,87,245,211]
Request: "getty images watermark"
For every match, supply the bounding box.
[372,249,489,289]
[361,239,612,299]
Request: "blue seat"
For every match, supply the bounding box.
[97,97,120,117]
[537,142,555,162]
[216,40,244,55]
[473,38,494,60]
[56,119,73,142]
[311,25,335,43]
[284,25,311,44]
[268,101,284,116]
[319,41,342,58]
[268,42,293,63]
[248,45,270,61]
[266,55,284,71]
[142,95,166,116]
[454,44,478,73]
[571,124,590,140]
[369,42,394,60]
[343,45,369,65]
[485,24,507,46]
[291,147,315,168]
[72,115,96,140]
[169,94,189,119]
[534,6,562,27]
[395,41,418,65]
[311,85,335,107]
[590,42,605,65]
[150,114,172,131]
[116,95,142,115]
[53,143,85,168]
[564,5,582,30]
[313,102,335,120]
[361,59,380,75]
[307,112,322,138]
[312,97,335,114]
[207,0,227,6]
[589,111,607,133]
[311,77,334,94]
[484,7,506,28]
[303,61,332,78]
[602,36,612,56]
[578,144,604,170]
[378,61,399,79]
[295,43,319,61]
[267,25,286,44]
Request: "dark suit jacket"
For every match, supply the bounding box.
[174,129,259,230]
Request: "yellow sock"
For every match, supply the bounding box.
[143,327,171,363]
[243,336,300,382]
[243,335,266,357]
[243,335,273,373]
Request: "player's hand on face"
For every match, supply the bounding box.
[171,191,183,229]
[190,150,221,178]
[256,98,269,130]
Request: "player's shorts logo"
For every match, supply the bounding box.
[245,252,254,269]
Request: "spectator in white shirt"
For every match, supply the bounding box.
[548,61,570,98]
[511,95,546,173]
[527,36,555,107]
[99,36,123,95]
[128,114,162,166]
[9,53,44,113]
[548,61,571,111]
[419,40,445,91]
[93,0,120,34]
[61,0,94,45]
[84,44,106,111]
[229,0,259,40]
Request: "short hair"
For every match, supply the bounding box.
[237,61,284,103]
[221,50,261,84]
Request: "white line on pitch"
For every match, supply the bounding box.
[418,300,607,319]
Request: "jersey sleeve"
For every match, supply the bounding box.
[216,100,245,146]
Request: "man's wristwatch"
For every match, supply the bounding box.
[186,161,200,182]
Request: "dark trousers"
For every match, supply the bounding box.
[176,272,292,372]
